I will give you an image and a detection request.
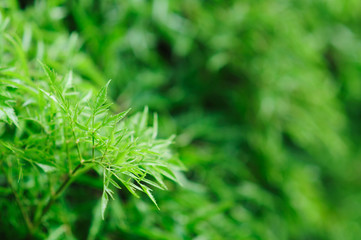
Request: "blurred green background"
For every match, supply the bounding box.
[2,0,361,239]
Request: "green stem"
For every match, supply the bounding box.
[32,163,83,233]
[65,110,82,163]
[71,124,83,162]
[63,114,72,173]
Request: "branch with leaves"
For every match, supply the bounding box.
[0,61,183,237]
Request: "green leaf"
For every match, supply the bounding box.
[108,177,122,190]
[0,106,19,127]
[141,178,165,190]
[152,113,158,140]
[115,175,140,198]
[4,34,30,79]
[45,226,66,240]
[140,184,159,210]
[107,108,131,125]
[76,121,88,131]
[35,163,56,173]
[94,80,111,111]
[39,60,57,83]
[101,191,109,220]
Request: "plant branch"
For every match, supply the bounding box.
[32,162,84,233]
[63,114,72,174]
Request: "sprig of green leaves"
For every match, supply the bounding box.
[0,57,182,236]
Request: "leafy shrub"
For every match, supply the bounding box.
[2,1,361,239]
[0,14,181,239]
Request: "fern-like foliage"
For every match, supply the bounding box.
[0,15,182,238]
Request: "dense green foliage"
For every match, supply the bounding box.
[2,0,361,239]
[0,9,181,239]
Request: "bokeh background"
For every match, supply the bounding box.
[2,0,361,239]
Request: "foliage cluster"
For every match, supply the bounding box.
[0,9,181,239]
[2,0,361,239]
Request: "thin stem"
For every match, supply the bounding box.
[65,109,82,163]
[100,146,109,163]
[0,162,33,233]
[71,123,82,162]
[32,163,83,232]
[99,124,115,164]
[63,114,71,173]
